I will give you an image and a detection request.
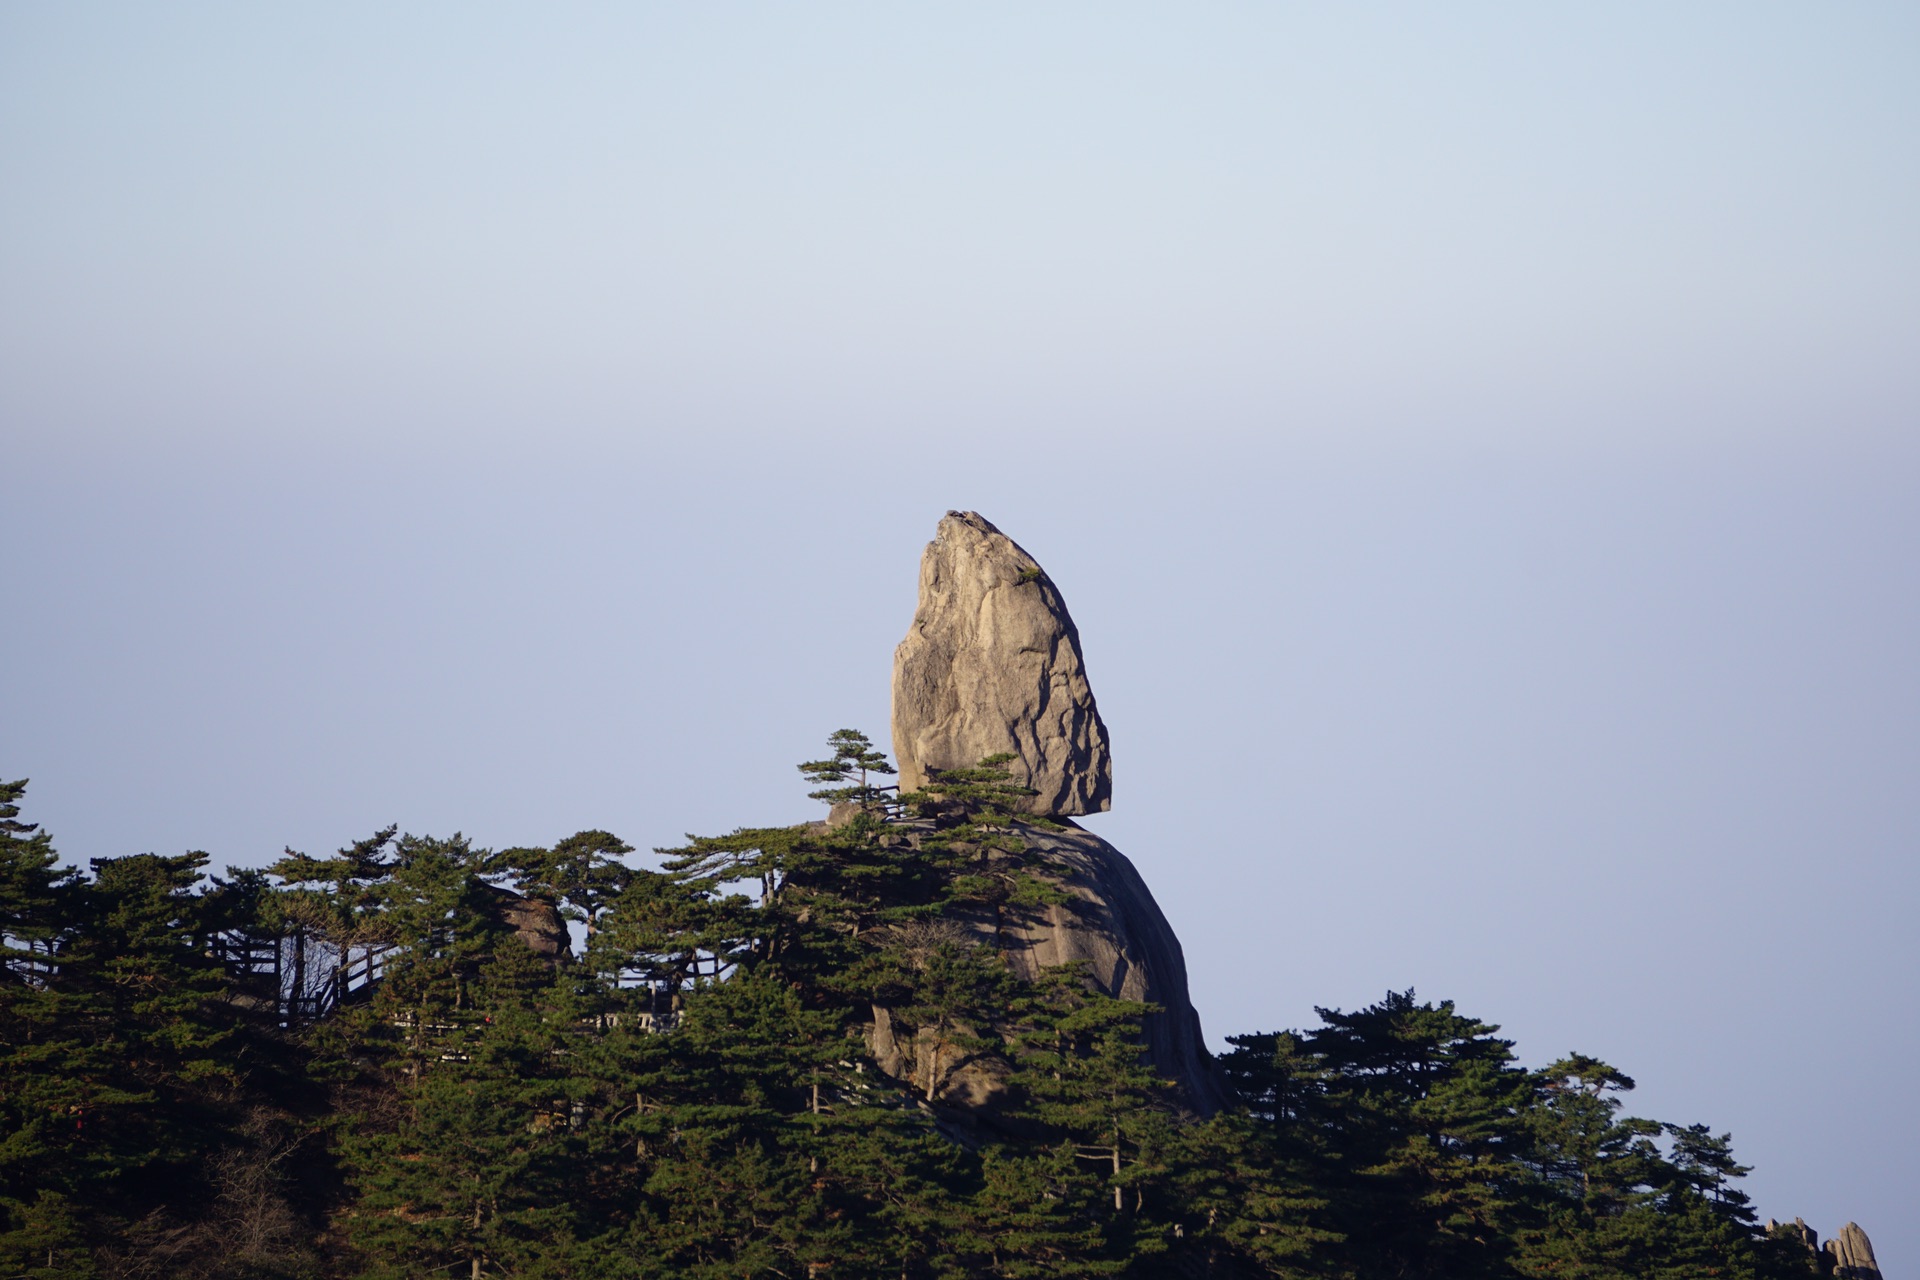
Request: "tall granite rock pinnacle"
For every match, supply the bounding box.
[892,511,1111,817]
[884,511,1221,1114]
[1825,1223,1883,1280]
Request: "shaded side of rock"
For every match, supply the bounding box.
[990,821,1222,1114]
[892,511,1111,818]
[867,1002,1011,1111]
[864,819,1222,1117]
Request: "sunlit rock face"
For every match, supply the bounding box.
[891,511,1111,818]
[1824,1223,1882,1280]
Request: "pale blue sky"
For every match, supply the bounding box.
[5,4,1918,1264]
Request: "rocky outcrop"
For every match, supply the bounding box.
[1825,1223,1882,1280]
[878,512,1220,1115]
[862,820,1224,1116]
[991,820,1221,1112]
[892,511,1111,818]
[484,885,571,963]
[1767,1218,1884,1280]
[1767,1218,1819,1252]
[868,995,1011,1111]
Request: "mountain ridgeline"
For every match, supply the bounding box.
[0,512,1883,1278]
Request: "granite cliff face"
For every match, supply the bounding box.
[885,511,1221,1114]
[892,511,1111,818]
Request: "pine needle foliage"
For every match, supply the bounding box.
[0,749,1832,1280]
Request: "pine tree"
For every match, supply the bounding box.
[797,729,897,812]
[590,969,845,1278]
[1294,990,1534,1279]
[269,826,405,1016]
[932,968,1191,1275]
[336,835,599,1279]
[1192,1030,1345,1275]
[8,742,1838,1279]
[0,780,100,1278]
[0,779,71,978]
[491,829,635,946]
[2,786,315,1278]
[1155,1113,1338,1278]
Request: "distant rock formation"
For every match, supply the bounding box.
[885,511,1221,1115]
[1767,1218,1884,1280]
[892,511,1111,818]
[1826,1223,1882,1280]
[484,885,571,963]
[1767,1217,1819,1253]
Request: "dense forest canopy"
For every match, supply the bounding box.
[0,743,1842,1278]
